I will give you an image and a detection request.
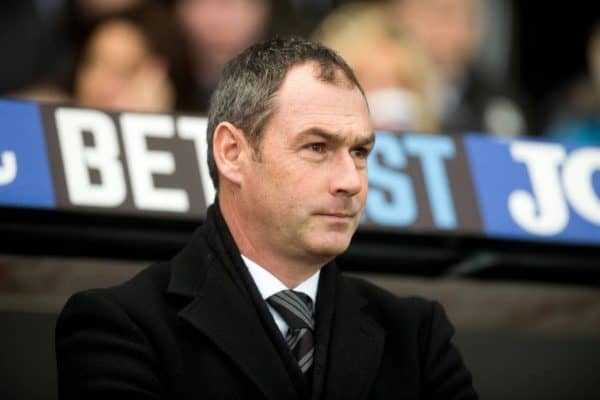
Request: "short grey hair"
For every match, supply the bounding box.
[206,35,365,188]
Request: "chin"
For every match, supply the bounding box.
[307,237,352,258]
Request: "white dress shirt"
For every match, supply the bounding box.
[241,254,320,337]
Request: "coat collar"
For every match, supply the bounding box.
[166,203,385,400]
[167,204,300,400]
[166,202,245,298]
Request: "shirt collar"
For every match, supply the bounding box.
[241,254,320,309]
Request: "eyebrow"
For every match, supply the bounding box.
[297,128,376,147]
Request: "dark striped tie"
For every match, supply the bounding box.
[267,290,314,375]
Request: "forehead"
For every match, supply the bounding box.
[270,63,372,135]
[88,21,148,62]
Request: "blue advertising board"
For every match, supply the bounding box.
[0,99,55,208]
[465,134,600,244]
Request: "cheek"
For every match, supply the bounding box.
[76,66,108,102]
[288,166,328,202]
[357,174,370,206]
[263,155,316,190]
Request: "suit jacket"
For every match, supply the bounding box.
[56,204,478,400]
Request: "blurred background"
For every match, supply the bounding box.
[1,0,599,399]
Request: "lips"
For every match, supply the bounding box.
[316,212,356,218]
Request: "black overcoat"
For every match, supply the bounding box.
[56,204,477,400]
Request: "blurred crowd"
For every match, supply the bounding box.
[1,0,599,142]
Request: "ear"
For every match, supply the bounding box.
[212,121,251,186]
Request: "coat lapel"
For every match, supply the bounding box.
[166,206,299,400]
[178,257,299,400]
[321,268,386,400]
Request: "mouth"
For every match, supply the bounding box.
[315,212,357,219]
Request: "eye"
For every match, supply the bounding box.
[350,147,370,159]
[307,143,326,153]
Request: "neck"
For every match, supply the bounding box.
[218,190,325,289]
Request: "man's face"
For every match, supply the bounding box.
[239,63,373,265]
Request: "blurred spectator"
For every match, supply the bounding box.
[167,0,306,112]
[2,0,149,98]
[545,24,600,145]
[389,0,527,136]
[13,1,197,113]
[170,0,271,111]
[74,20,172,111]
[314,2,438,132]
[63,0,149,56]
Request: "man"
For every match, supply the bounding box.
[390,0,527,136]
[56,36,477,399]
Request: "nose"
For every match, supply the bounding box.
[330,152,364,197]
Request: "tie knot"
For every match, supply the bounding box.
[267,290,314,330]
